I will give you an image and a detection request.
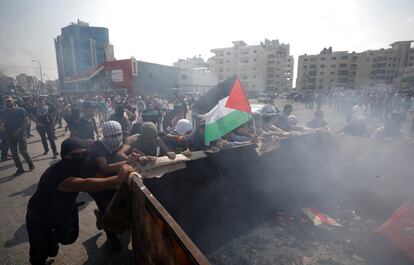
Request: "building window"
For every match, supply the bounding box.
[181,74,188,80]
[331,64,336,68]
[148,73,153,79]
[320,64,325,68]
[268,54,276,59]
[253,50,257,53]
[332,57,337,60]
[132,61,138,76]
[340,55,348,60]
[339,63,347,68]
[227,52,231,55]
[321,57,326,61]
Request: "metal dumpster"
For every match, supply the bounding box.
[101,134,414,264]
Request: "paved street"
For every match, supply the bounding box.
[0,100,409,265]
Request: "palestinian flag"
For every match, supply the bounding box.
[204,77,252,145]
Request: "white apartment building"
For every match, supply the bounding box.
[296,41,414,91]
[16,73,38,92]
[174,57,218,95]
[208,39,294,96]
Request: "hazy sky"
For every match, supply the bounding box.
[0,0,413,82]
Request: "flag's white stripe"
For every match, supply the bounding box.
[205,97,236,124]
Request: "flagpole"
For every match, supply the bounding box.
[252,116,257,136]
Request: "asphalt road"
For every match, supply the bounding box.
[0,100,407,265]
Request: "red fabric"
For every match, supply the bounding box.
[309,208,339,225]
[377,202,414,261]
[225,78,252,113]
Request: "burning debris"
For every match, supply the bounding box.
[208,206,411,265]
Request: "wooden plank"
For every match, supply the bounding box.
[128,151,207,178]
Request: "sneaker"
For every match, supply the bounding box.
[104,233,121,252]
[53,152,59,158]
[13,169,25,176]
[29,164,35,171]
[43,150,49,155]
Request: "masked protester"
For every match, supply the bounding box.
[117,122,176,160]
[83,121,126,250]
[161,119,194,155]
[0,95,34,176]
[26,137,133,265]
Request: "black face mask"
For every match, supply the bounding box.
[70,152,88,161]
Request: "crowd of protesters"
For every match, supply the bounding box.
[286,90,414,139]
[0,88,412,265]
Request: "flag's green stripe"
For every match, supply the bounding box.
[205,110,251,145]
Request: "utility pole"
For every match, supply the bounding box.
[32,60,43,95]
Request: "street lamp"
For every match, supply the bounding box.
[32,60,43,94]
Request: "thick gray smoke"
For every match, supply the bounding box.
[145,133,414,264]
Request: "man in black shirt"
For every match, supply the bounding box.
[26,137,133,265]
[0,95,34,175]
[34,98,58,157]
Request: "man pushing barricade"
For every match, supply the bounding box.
[26,137,134,265]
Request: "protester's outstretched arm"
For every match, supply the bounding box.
[57,164,134,192]
[115,135,137,161]
[156,137,176,159]
[96,156,126,175]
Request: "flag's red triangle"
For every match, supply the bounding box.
[225,78,252,113]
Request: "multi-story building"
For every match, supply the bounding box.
[208,39,294,96]
[296,41,414,91]
[54,20,113,92]
[16,73,38,92]
[174,57,217,95]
